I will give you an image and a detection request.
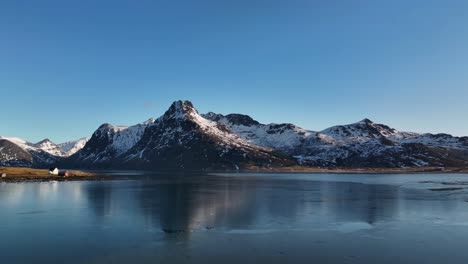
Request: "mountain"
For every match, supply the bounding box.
[0,139,34,167]
[0,136,88,167]
[297,119,468,168]
[202,112,313,154]
[58,137,89,156]
[34,138,65,157]
[203,113,468,168]
[67,120,154,167]
[2,100,468,170]
[123,101,293,169]
[68,101,293,170]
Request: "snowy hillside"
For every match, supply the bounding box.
[68,119,156,166]
[58,137,89,156]
[34,139,66,157]
[202,112,313,153]
[0,136,89,167]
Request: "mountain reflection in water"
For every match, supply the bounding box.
[2,173,468,264]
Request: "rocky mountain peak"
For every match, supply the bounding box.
[359,118,374,125]
[163,100,198,120]
[203,112,224,122]
[36,138,54,145]
[143,118,156,124]
[97,123,114,130]
[225,114,260,126]
[202,112,260,127]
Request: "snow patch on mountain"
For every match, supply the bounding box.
[202,113,313,153]
[34,139,65,156]
[103,122,153,155]
[58,137,89,156]
[0,136,34,150]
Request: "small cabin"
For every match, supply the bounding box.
[49,168,59,175]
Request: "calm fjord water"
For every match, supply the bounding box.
[2,172,468,264]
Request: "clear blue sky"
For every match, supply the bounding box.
[1,0,467,143]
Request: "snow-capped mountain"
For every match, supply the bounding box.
[0,137,61,167]
[67,119,155,167]
[296,119,468,168]
[202,112,313,154]
[0,136,88,167]
[203,113,468,168]
[123,101,293,169]
[68,101,293,169]
[58,137,89,156]
[34,138,65,157]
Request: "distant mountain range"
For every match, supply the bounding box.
[1,100,468,170]
[0,137,88,167]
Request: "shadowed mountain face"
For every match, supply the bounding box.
[0,139,33,167]
[0,138,62,168]
[2,100,468,169]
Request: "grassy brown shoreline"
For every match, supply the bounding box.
[1,166,467,183]
[0,167,108,182]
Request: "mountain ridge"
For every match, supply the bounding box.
[2,100,468,170]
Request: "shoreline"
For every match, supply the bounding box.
[0,167,109,183]
[2,166,468,183]
[240,166,468,174]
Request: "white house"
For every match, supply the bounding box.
[49,168,59,175]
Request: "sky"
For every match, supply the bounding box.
[1,0,467,143]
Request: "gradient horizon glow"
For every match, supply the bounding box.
[1,0,467,143]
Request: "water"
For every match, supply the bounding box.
[2,172,468,264]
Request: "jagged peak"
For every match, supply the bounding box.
[162,100,200,121]
[58,137,89,146]
[171,100,196,113]
[95,123,129,135]
[36,138,54,145]
[203,111,224,121]
[98,123,113,130]
[203,112,260,127]
[358,118,374,125]
[225,114,260,126]
[142,118,156,125]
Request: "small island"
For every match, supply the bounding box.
[0,167,107,182]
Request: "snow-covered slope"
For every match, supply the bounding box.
[202,112,313,154]
[0,136,34,150]
[58,137,89,156]
[0,136,89,167]
[0,139,34,167]
[34,138,65,157]
[68,118,155,166]
[203,113,468,168]
[294,119,468,167]
[0,137,63,166]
